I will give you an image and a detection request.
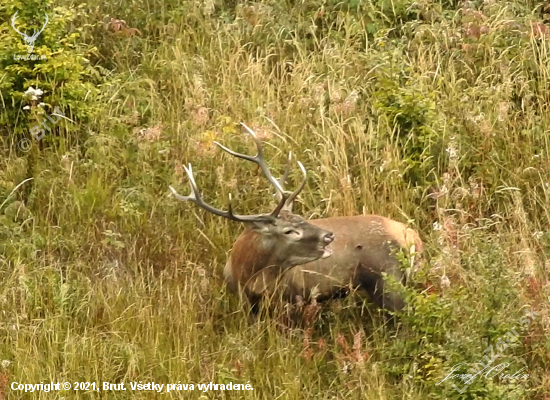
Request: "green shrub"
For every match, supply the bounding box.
[0,0,101,147]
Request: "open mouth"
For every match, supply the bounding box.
[320,246,333,259]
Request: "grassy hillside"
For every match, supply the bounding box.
[1,0,549,399]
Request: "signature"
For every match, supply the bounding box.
[436,362,529,388]
[436,306,539,393]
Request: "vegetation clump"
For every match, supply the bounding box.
[0,0,549,399]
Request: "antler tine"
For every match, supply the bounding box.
[285,160,307,207]
[168,164,198,202]
[272,151,307,212]
[279,151,292,186]
[169,163,275,224]
[213,122,289,217]
[274,151,292,202]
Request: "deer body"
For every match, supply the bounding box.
[225,214,422,312]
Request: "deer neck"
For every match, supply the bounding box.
[231,229,285,284]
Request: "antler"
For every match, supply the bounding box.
[213,122,293,218]
[170,122,308,223]
[278,151,292,190]
[11,12,26,37]
[169,164,276,224]
[30,13,49,40]
[276,151,307,212]
[215,123,307,213]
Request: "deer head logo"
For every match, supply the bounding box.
[11,11,49,54]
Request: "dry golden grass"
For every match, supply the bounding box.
[1,0,549,399]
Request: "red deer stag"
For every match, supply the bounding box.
[169,123,335,312]
[170,123,423,315]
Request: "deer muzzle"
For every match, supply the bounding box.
[320,232,334,259]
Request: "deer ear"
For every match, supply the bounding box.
[250,220,272,233]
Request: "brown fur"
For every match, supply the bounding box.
[173,122,423,317]
[225,210,334,308]
[231,228,272,289]
[225,214,423,313]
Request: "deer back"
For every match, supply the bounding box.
[276,215,423,307]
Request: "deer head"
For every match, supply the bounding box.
[11,11,49,54]
[170,123,334,269]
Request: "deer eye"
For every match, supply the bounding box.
[283,228,295,235]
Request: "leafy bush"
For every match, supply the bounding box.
[0,0,101,146]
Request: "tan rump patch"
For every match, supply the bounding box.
[382,218,424,254]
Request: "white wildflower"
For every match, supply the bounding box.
[446,138,458,160]
[347,90,359,104]
[446,147,458,159]
[1,360,11,368]
[433,221,442,231]
[23,86,43,101]
[341,361,352,374]
[23,105,30,110]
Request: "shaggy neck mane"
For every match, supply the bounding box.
[231,226,278,284]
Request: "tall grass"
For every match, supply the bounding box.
[1,0,549,399]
